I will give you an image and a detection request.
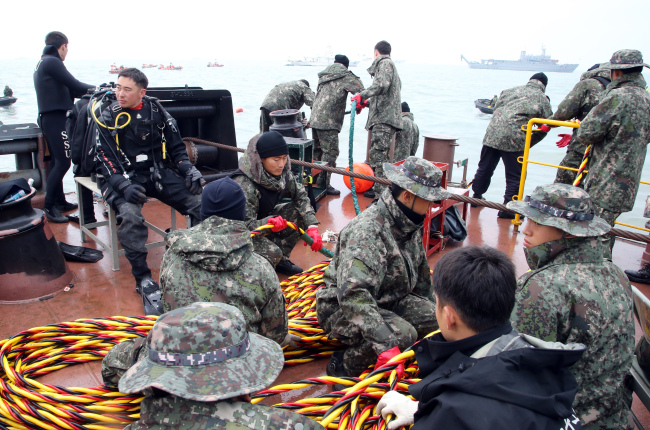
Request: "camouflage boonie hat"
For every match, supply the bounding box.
[507,183,611,237]
[384,156,451,201]
[603,49,649,70]
[118,302,284,401]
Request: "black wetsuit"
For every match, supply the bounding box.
[95,98,201,281]
[34,45,93,209]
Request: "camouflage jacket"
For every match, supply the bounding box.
[394,112,419,162]
[125,396,324,430]
[310,63,364,132]
[360,55,402,130]
[102,341,323,430]
[159,217,288,344]
[261,80,315,112]
[577,73,650,213]
[511,236,633,429]
[551,67,610,124]
[483,79,553,152]
[318,189,434,354]
[232,135,319,229]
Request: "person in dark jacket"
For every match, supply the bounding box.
[34,31,94,223]
[376,246,584,430]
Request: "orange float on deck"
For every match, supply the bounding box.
[344,162,374,192]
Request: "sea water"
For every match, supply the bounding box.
[1,58,648,229]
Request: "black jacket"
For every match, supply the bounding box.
[33,45,93,114]
[410,324,585,430]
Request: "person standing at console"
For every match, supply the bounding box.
[34,31,94,223]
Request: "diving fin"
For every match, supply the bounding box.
[57,241,104,263]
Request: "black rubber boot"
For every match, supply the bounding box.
[326,351,350,391]
[498,199,523,220]
[625,263,650,285]
[56,201,79,212]
[44,206,69,223]
[276,259,303,276]
[136,277,164,315]
[470,193,483,208]
[363,187,375,199]
[326,186,341,196]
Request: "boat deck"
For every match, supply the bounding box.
[2,173,650,427]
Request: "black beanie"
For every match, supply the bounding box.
[401,102,410,112]
[334,54,350,68]
[257,131,289,158]
[530,72,548,87]
[588,63,600,71]
[200,177,246,221]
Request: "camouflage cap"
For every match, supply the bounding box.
[507,183,611,237]
[604,49,649,70]
[384,157,451,201]
[118,302,284,402]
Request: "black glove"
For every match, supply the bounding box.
[185,166,205,195]
[123,184,147,204]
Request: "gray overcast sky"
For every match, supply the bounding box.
[4,0,649,68]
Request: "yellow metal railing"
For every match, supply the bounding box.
[514,118,650,233]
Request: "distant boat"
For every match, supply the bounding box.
[474,99,495,114]
[461,48,578,73]
[0,96,17,107]
[109,64,127,74]
[142,64,158,69]
[159,64,183,70]
[207,61,224,67]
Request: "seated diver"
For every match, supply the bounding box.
[231,131,323,275]
[159,177,299,348]
[376,246,585,429]
[93,68,204,315]
[101,302,324,429]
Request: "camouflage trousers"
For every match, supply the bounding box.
[593,206,620,260]
[368,123,397,197]
[252,201,306,266]
[317,293,437,376]
[312,128,339,188]
[555,135,588,186]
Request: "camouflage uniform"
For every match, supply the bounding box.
[576,50,650,258]
[551,66,610,185]
[472,79,552,202]
[310,63,364,188]
[232,135,319,266]
[316,157,450,376]
[359,55,402,196]
[393,112,419,162]
[508,184,634,430]
[103,302,324,430]
[260,80,315,133]
[159,216,288,344]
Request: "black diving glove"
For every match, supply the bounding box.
[178,161,205,195]
[122,183,147,204]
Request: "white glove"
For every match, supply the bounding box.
[376,391,419,430]
[280,333,300,348]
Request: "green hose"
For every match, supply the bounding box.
[349,100,361,215]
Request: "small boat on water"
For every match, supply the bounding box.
[0,96,17,107]
[109,64,127,74]
[159,64,183,70]
[474,98,495,114]
[142,64,158,69]
[207,61,224,67]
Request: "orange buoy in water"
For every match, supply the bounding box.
[344,162,374,192]
[236,107,243,113]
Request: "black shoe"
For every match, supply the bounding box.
[136,277,164,315]
[326,351,349,391]
[56,201,78,212]
[326,186,341,196]
[498,210,524,220]
[66,212,98,226]
[363,188,375,199]
[470,193,483,208]
[276,259,303,276]
[625,263,650,284]
[43,207,69,223]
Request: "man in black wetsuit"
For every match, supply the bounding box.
[95,68,204,315]
[34,31,94,223]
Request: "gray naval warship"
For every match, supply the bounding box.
[461,48,578,73]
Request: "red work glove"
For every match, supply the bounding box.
[556,134,572,148]
[351,94,368,114]
[538,124,551,132]
[304,226,323,252]
[268,216,287,232]
[375,346,406,379]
